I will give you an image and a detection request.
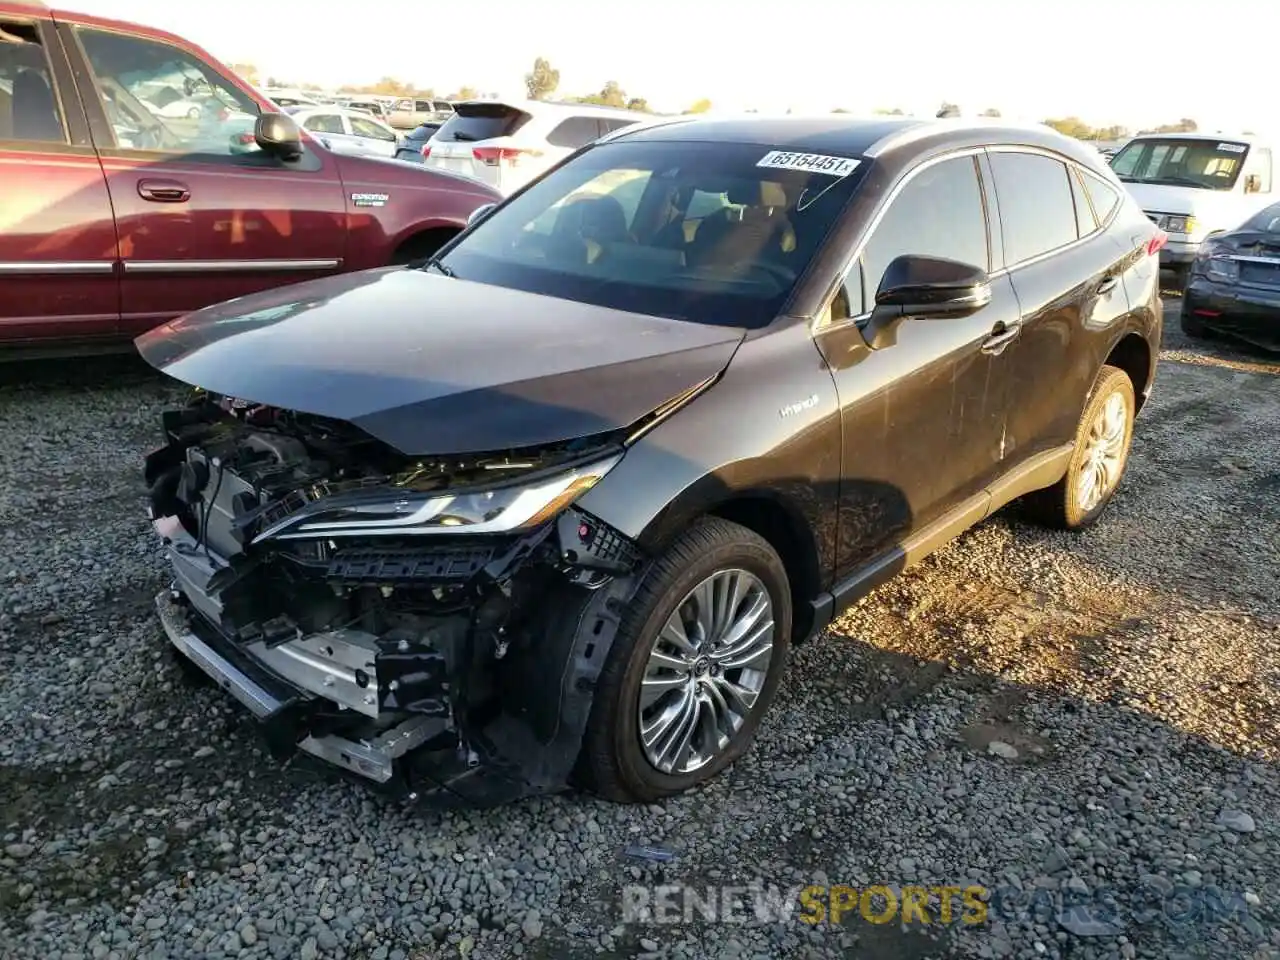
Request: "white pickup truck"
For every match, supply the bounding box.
[1109,132,1275,283]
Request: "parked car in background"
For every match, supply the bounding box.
[1110,132,1275,284]
[291,106,402,159]
[338,97,391,122]
[394,120,441,163]
[261,87,321,109]
[1182,201,1280,349]
[387,96,453,130]
[422,99,651,195]
[0,0,501,356]
[138,116,1162,805]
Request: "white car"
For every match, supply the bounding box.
[422,99,653,195]
[290,106,402,159]
[1110,132,1276,281]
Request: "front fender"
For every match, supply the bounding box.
[576,321,842,584]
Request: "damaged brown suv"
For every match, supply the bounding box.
[142,116,1163,806]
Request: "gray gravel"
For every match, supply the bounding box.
[1,297,1278,960]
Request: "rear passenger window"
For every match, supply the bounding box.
[547,116,604,149]
[854,155,989,312]
[989,152,1078,265]
[1080,170,1121,224]
[0,18,67,144]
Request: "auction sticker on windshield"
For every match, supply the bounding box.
[757,151,860,177]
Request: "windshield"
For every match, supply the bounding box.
[1240,203,1280,233]
[1110,138,1249,190]
[438,139,866,327]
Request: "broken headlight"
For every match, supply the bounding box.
[256,453,622,542]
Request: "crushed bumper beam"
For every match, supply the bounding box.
[154,591,444,784]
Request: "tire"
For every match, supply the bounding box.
[1022,364,1136,530]
[186,106,201,120]
[577,518,792,803]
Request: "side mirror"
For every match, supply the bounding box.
[1244,174,1262,194]
[861,254,992,350]
[254,112,303,160]
[467,203,496,228]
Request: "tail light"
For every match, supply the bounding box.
[217,108,230,122]
[420,144,431,158]
[472,146,542,167]
[1146,231,1168,257]
[234,133,255,145]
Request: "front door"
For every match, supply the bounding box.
[0,15,118,345]
[61,23,346,336]
[817,152,1021,574]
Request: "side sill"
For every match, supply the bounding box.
[804,442,1073,639]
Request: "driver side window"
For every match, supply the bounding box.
[839,155,989,317]
[75,27,259,156]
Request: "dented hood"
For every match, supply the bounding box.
[134,268,743,455]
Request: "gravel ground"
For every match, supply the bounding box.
[1,296,1278,960]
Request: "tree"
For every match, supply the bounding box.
[980,107,1001,117]
[873,107,904,115]
[1142,118,1198,134]
[1043,116,1095,139]
[936,102,961,118]
[577,80,628,108]
[524,57,560,100]
[448,85,480,101]
[685,98,712,114]
[229,63,259,86]
[831,107,851,113]
[625,97,650,112]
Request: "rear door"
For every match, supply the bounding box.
[0,12,119,346]
[348,114,398,158]
[62,22,347,336]
[987,148,1132,461]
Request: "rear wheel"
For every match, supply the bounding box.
[1022,364,1135,530]
[577,518,792,802]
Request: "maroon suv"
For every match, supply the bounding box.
[0,0,500,355]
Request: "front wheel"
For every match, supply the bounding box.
[1022,364,1135,530]
[577,518,792,803]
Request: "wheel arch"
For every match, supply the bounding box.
[1104,331,1154,413]
[389,223,463,264]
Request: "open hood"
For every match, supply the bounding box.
[135,268,744,456]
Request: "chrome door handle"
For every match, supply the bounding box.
[981,321,1021,355]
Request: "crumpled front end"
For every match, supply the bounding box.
[145,390,646,807]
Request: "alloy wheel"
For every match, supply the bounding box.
[1076,390,1129,512]
[637,569,775,776]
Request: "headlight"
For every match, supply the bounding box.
[1163,214,1198,235]
[257,454,622,542]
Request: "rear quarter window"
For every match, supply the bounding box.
[435,102,532,142]
[1080,169,1121,224]
[546,115,604,148]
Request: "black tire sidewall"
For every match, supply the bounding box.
[608,525,791,799]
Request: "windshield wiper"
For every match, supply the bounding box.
[1143,176,1208,188]
[418,256,455,277]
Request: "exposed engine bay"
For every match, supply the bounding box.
[145,389,646,806]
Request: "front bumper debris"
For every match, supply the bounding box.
[144,393,646,806]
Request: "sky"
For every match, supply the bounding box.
[65,0,1280,135]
